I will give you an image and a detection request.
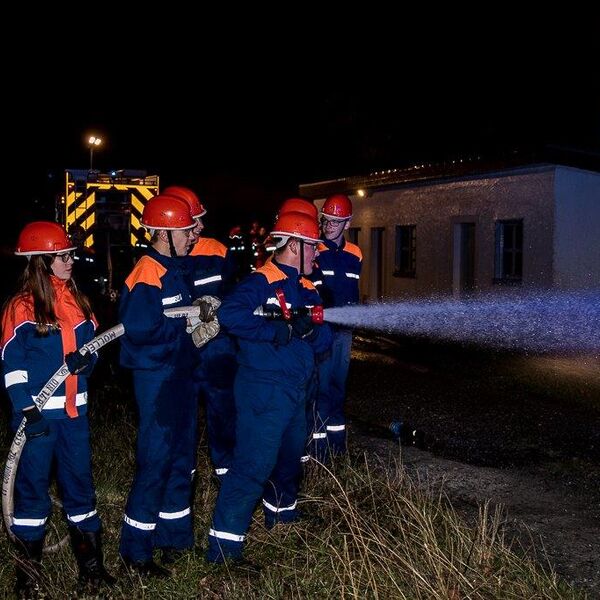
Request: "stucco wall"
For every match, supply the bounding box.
[317,167,557,300]
[553,167,600,288]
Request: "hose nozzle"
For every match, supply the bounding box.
[254,305,323,324]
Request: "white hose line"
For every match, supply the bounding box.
[2,306,200,551]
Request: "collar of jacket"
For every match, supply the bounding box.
[320,236,345,252]
[147,247,188,272]
[50,275,68,296]
[271,258,303,280]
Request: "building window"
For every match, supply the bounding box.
[394,225,416,278]
[347,227,360,246]
[494,219,523,283]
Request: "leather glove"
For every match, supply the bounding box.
[65,351,93,375]
[193,295,221,322]
[191,316,220,348]
[23,406,49,439]
[291,315,314,339]
[272,321,292,346]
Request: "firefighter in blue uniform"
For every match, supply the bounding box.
[163,186,237,479]
[118,194,207,576]
[1,221,115,595]
[207,210,332,565]
[309,194,362,460]
[273,198,321,465]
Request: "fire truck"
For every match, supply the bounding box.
[58,169,159,300]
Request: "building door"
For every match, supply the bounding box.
[452,222,475,296]
[369,227,385,301]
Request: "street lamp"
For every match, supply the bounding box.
[88,135,102,171]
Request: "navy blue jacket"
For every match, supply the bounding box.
[2,278,97,419]
[218,260,332,385]
[187,237,236,299]
[119,248,195,376]
[310,237,363,307]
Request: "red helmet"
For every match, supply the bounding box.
[322,193,352,220]
[277,198,318,220]
[271,211,320,246]
[15,221,76,256]
[141,194,196,230]
[162,185,207,218]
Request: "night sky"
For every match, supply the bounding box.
[4,27,599,242]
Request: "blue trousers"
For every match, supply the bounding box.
[207,367,307,562]
[120,372,196,562]
[310,329,353,460]
[195,334,237,475]
[11,415,101,541]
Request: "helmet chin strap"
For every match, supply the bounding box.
[167,230,177,257]
[299,239,305,277]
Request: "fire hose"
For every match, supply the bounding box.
[2,305,206,552]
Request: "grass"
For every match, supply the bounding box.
[0,372,586,599]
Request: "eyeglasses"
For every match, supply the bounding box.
[320,216,346,227]
[54,250,75,263]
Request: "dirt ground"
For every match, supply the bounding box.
[347,333,600,596]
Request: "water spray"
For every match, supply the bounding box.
[324,291,600,354]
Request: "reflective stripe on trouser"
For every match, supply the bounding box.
[120,372,196,562]
[11,415,100,541]
[207,368,307,562]
[195,334,237,472]
[311,329,352,460]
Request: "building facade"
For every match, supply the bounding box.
[301,163,600,301]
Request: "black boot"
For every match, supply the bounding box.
[69,527,117,591]
[15,537,44,599]
[122,557,171,578]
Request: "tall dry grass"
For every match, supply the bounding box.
[0,386,586,598]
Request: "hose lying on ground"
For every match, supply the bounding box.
[2,305,204,552]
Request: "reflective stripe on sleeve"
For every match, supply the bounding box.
[313,432,327,439]
[5,370,28,387]
[161,294,182,306]
[215,468,229,475]
[266,297,291,308]
[194,275,222,286]
[345,272,360,279]
[322,270,335,276]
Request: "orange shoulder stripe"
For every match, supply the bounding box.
[125,256,166,291]
[300,277,317,291]
[317,242,328,253]
[1,296,35,348]
[344,242,363,261]
[255,261,287,284]
[190,237,227,258]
